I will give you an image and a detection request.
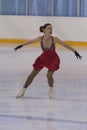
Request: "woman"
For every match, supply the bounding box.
[15,23,82,99]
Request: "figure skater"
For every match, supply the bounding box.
[14,23,82,99]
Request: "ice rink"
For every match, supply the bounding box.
[0,45,87,130]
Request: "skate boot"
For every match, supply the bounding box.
[48,87,53,99]
[16,87,26,98]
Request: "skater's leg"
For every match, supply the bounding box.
[47,70,54,87]
[16,69,41,98]
[23,69,41,88]
[47,70,54,99]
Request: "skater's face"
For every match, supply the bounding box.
[44,25,52,35]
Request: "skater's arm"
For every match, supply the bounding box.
[54,37,75,52]
[23,36,41,46]
[14,36,41,51]
[54,37,82,59]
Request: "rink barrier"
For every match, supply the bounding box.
[0,38,87,47]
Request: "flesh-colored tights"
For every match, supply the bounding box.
[23,69,54,88]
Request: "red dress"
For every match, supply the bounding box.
[33,36,60,71]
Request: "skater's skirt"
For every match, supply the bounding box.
[33,50,60,71]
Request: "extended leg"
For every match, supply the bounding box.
[23,69,41,88]
[16,69,41,98]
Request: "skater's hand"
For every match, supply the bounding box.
[14,45,23,51]
[74,51,82,59]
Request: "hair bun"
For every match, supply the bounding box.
[40,26,43,32]
[39,23,51,33]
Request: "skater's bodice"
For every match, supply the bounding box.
[41,36,55,51]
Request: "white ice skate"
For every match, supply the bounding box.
[48,87,53,99]
[16,87,26,98]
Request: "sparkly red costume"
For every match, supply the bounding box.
[33,36,60,71]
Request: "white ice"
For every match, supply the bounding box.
[0,45,87,130]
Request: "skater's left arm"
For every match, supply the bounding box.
[54,37,82,59]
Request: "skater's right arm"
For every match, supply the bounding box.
[14,36,41,51]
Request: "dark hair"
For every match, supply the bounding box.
[39,23,51,32]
